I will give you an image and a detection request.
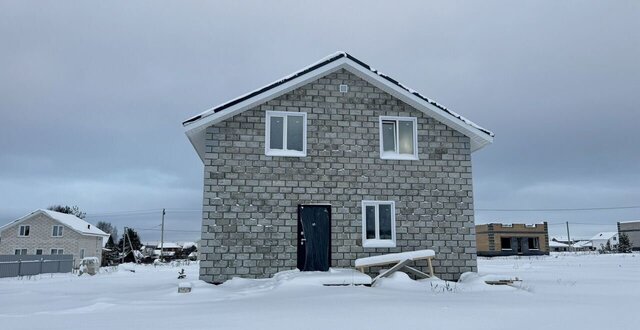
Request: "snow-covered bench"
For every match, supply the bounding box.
[355,249,436,284]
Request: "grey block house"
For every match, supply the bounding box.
[0,209,109,266]
[183,52,494,283]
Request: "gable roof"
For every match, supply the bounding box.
[0,209,109,237]
[182,51,494,162]
[590,232,618,240]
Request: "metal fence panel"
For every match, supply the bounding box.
[0,254,74,278]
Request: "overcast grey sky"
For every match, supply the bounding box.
[1,1,639,241]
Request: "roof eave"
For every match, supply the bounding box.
[183,54,494,161]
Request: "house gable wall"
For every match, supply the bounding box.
[200,68,477,282]
[0,213,103,265]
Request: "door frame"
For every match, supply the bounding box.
[297,204,332,271]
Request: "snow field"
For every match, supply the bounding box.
[0,254,638,330]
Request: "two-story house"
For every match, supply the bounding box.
[0,209,109,266]
[182,52,494,283]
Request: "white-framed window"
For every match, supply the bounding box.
[379,116,418,160]
[18,225,30,237]
[50,249,64,255]
[52,225,64,237]
[80,249,85,259]
[265,111,307,157]
[361,201,396,248]
[36,249,43,255]
[14,249,27,255]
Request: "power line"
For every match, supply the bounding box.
[477,205,640,212]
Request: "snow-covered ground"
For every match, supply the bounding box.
[1,254,638,330]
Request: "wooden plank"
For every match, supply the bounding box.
[427,257,434,277]
[371,259,411,285]
[401,265,431,279]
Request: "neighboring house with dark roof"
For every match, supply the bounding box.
[0,209,109,266]
[183,52,494,283]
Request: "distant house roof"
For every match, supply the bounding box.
[590,232,618,240]
[549,241,570,247]
[181,241,197,249]
[182,51,494,162]
[572,240,593,248]
[0,209,109,237]
[144,242,182,249]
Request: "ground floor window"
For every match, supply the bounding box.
[14,249,27,255]
[361,201,396,248]
[50,249,64,255]
[80,249,85,259]
[528,237,540,250]
[36,249,43,255]
[501,237,512,250]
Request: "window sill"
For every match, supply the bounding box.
[265,150,306,157]
[380,153,418,161]
[363,240,396,248]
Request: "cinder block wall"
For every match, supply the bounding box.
[200,68,477,282]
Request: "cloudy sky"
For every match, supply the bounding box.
[1,1,639,241]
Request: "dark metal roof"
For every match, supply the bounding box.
[183,52,493,137]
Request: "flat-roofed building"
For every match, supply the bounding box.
[476,222,550,257]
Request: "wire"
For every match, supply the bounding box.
[477,205,640,212]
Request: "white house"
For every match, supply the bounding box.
[0,209,109,266]
[590,232,618,251]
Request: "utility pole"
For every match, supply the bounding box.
[121,226,127,264]
[126,229,136,263]
[159,208,166,262]
[566,221,572,252]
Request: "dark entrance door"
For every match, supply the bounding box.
[297,205,331,271]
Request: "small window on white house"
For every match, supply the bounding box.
[52,225,63,237]
[36,249,43,255]
[265,111,307,157]
[14,249,28,255]
[361,201,396,248]
[19,225,30,237]
[50,249,64,255]
[379,116,418,160]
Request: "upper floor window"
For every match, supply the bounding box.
[52,225,64,237]
[379,116,418,160]
[18,225,30,237]
[361,201,396,248]
[265,111,307,157]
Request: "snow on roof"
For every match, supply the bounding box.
[181,242,197,249]
[144,242,182,249]
[619,220,640,224]
[182,51,494,162]
[572,241,592,248]
[590,232,618,240]
[0,209,109,237]
[549,241,570,247]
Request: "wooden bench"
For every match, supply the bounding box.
[355,249,436,284]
